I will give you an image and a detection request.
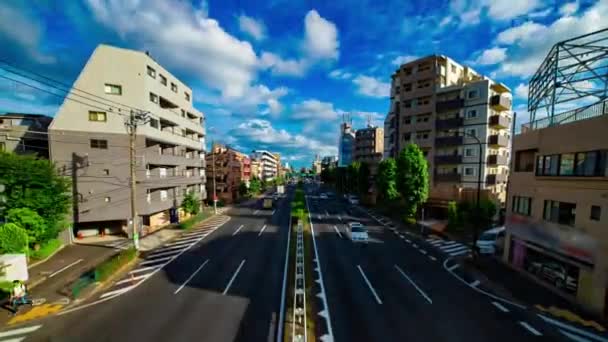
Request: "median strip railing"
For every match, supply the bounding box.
[292,220,307,342]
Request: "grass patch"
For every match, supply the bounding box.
[94,248,137,282]
[178,210,212,230]
[30,238,62,262]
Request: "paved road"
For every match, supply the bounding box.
[305,184,573,342]
[17,187,293,342]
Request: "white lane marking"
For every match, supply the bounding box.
[519,322,542,336]
[150,243,189,254]
[258,225,267,237]
[356,265,382,305]
[538,314,608,342]
[405,239,411,243]
[271,210,276,215]
[232,224,244,236]
[419,249,427,255]
[254,210,260,215]
[115,274,148,286]
[325,210,329,217]
[129,266,158,274]
[442,245,469,253]
[428,240,443,246]
[147,249,182,259]
[49,259,84,278]
[441,241,460,246]
[338,215,342,221]
[469,280,480,287]
[223,259,246,295]
[560,329,595,342]
[2,337,26,342]
[140,256,173,266]
[100,284,137,299]
[450,249,471,257]
[394,265,432,304]
[412,243,418,248]
[163,240,194,249]
[276,219,292,342]
[492,301,510,313]
[0,325,43,338]
[172,236,203,244]
[429,256,437,261]
[174,259,210,294]
[447,263,460,271]
[333,225,343,238]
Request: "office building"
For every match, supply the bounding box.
[205,143,250,203]
[384,55,513,210]
[0,113,53,158]
[251,150,279,181]
[49,44,206,235]
[339,122,355,167]
[354,125,384,175]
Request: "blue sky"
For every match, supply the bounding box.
[0,0,605,168]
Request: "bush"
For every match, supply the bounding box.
[178,212,210,230]
[6,208,47,247]
[30,238,62,261]
[181,192,201,215]
[0,223,28,254]
[95,248,137,282]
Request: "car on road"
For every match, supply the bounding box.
[348,222,368,244]
[319,193,328,199]
[527,261,577,291]
[475,226,505,255]
[348,195,360,205]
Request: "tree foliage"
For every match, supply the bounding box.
[181,191,200,215]
[6,208,47,246]
[238,181,249,197]
[320,167,336,184]
[396,144,429,218]
[249,177,261,195]
[358,162,371,195]
[0,223,28,254]
[376,158,399,201]
[447,199,497,232]
[347,161,361,193]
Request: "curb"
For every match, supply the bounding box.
[27,244,66,269]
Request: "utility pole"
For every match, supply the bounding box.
[212,140,217,214]
[126,110,149,250]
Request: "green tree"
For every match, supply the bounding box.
[181,191,200,215]
[238,181,249,197]
[0,152,71,243]
[347,161,361,193]
[396,144,429,219]
[6,208,47,247]
[249,177,261,195]
[0,223,28,254]
[376,158,399,201]
[447,201,462,229]
[358,162,371,195]
[274,176,285,186]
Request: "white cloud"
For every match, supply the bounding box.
[439,16,452,27]
[391,55,418,66]
[528,8,552,18]
[352,75,390,98]
[303,10,339,60]
[228,84,289,115]
[291,99,339,120]
[328,69,353,80]
[559,1,579,16]
[486,0,542,20]
[495,21,545,44]
[259,52,307,77]
[238,14,266,41]
[448,0,545,27]
[473,47,507,65]
[515,83,529,100]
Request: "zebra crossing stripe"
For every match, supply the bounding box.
[428,240,443,246]
[100,284,137,299]
[140,256,173,266]
[442,241,460,247]
[147,249,182,259]
[450,249,471,256]
[442,245,469,253]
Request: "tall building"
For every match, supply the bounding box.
[250,159,261,180]
[354,125,384,175]
[251,150,279,181]
[384,55,513,210]
[339,122,355,167]
[0,113,52,158]
[205,143,250,203]
[321,155,338,171]
[50,44,206,235]
[312,154,322,174]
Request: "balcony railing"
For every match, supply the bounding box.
[487,154,508,165]
[435,136,463,147]
[522,100,608,132]
[434,155,462,164]
[435,117,463,130]
[435,172,462,182]
[489,115,510,129]
[488,134,509,147]
[436,98,464,112]
[486,173,507,185]
[490,94,511,111]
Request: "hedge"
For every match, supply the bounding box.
[94,248,137,282]
[0,223,28,254]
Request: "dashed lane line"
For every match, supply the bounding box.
[232,224,244,236]
[223,259,246,295]
[394,265,432,304]
[258,225,267,237]
[519,322,542,336]
[492,301,510,313]
[174,259,210,294]
[333,225,343,238]
[357,265,382,305]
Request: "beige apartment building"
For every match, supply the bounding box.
[504,106,608,316]
[0,113,52,158]
[205,143,250,203]
[50,44,206,236]
[354,125,384,175]
[251,150,279,181]
[384,55,513,212]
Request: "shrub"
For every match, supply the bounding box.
[181,192,200,215]
[6,208,47,246]
[0,223,28,254]
[94,248,137,282]
[178,212,209,230]
[30,238,62,261]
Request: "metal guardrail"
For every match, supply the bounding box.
[292,221,307,342]
[522,100,608,131]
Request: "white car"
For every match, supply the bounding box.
[476,226,506,255]
[348,222,368,243]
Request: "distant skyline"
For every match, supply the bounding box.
[0,0,604,168]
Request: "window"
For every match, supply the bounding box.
[171,83,178,93]
[418,115,430,122]
[590,205,601,221]
[559,153,575,176]
[147,66,156,78]
[402,133,411,141]
[416,131,429,140]
[467,128,477,137]
[104,197,111,203]
[150,118,159,129]
[512,196,532,216]
[159,74,167,86]
[466,109,478,118]
[542,155,559,176]
[451,64,456,73]
[467,89,479,99]
[150,92,158,104]
[465,148,475,157]
[403,117,411,125]
[543,200,576,226]
[160,190,168,201]
[464,167,475,176]
[515,150,535,172]
[395,86,400,94]
[181,109,186,118]
[159,168,167,178]
[404,100,412,108]
[185,92,190,101]
[403,83,412,92]
[104,84,122,95]
[90,139,107,149]
[103,169,110,176]
[88,111,107,122]
[147,190,151,203]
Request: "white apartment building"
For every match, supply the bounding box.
[251,150,279,181]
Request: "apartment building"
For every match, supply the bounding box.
[250,159,261,180]
[384,55,513,211]
[0,113,52,158]
[205,143,250,203]
[354,125,384,175]
[339,122,355,167]
[504,103,608,316]
[49,44,206,235]
[251,150,279,181]
[312,155,322,174]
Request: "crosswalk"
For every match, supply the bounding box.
[96,215,230,300]
[425,236,471,258]
[0,324,42,342]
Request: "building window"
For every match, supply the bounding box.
[402,133,411,141]
[465,148,475,157]
[159,167,167,178]
[543,200,576,226]
[590,205,601,221]
[403,83,412,92]
[464,167,475,176]
[103,169,110,176]
[147,66,156,78]
[185,92,190,102]
[160,190,168,201]
[512,196,532,216]
[404,100,412,108]
[150,92,158,104]
[467,128,477,137]
[466,109,477,118]
[159,74,167,86]
[541,155,559,176]
[104,84,122,95]
[150,118,159,129]
[181,109,186,117]
[88,111,107,122]
[416,131,430,140]
[467,89,479,99]
[171,83,178,93]
[146,190,151,203]
[404,117,411,125]
[90,139,108,149]
[559,153,575,176]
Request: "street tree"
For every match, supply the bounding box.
[181,191,200,215]
[6,208,47,247]
[358,162,371,195]
[249,177,261,194]
[376,158,399,201]
[396,144,429,219]
[347,161,361,193]
[238,181,249,197]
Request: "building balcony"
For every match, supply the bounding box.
[486,173,507,185]
[436,98,464,112]
[489,114,510,129]
[487,154,509,166]
[490,94,511,111]
[435,136,463,147]
[435,172,462,182]
[488,134,509,147]
[435,117,463,130]
[434,155,463,164]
